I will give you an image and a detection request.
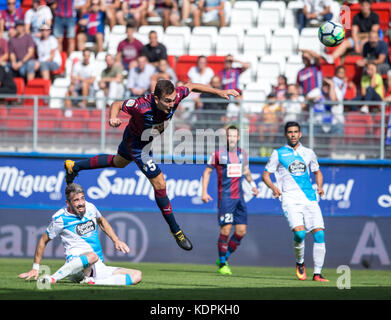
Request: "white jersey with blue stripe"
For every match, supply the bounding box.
[46,201,104,262]
[265,143,320,202]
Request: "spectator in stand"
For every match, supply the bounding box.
[0,33,8,66]
[53,0,77,55]
[24,0,53,38]
[46,0,57,18]
[297,49,323,97]
[0,0,20,11]
[0,0,23,38]
[218,54,250,91]
[385,70,391,104]
[126,54,156,96]
[272,75,288,100]
[194,75,228,131]
[299,0,333,34]
[187,55,214,85]
[258,93,282,144]
[332,65,347,99]
[198,0,225,27]
[8,20,38,81]
[324,0,380,64]
[355,62,384,110]
[181,0,201,26]
[96,54,124,110]
[147,0,180,29]
[65,49,96,109]
[0,64,16,94]
[117,0,148,29]
[34,24,61,80]
[356,30,390,75]
[104,0,121,30]
[282,83,306,124]
[150,58,177,91]
[141,31,168,67]
[116,23,143,71]
[76,0,105,52]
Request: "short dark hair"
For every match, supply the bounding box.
[226,125,239,133]
[154,80,175,99]
[284,121,301,133]
[335,65,345,74]
[126,23,135,30]
[65,183,84,202]
[359,0,372,4]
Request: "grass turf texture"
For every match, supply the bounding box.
[1,258,391,300]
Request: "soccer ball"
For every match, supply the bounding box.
[318,21,345,47]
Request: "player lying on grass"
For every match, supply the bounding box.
[202,125,259,275]
[18,183,142,286]
[262,121,329,282]
[64,79,239,252]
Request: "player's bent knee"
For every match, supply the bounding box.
[86,252,99,265]
[293,230,306,243]
[313,229,325,243]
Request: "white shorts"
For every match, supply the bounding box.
[282,199,324,232]
[69,258,119,283]
[202,10,219,23]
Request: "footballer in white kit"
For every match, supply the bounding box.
[262,122,329,282]
[19,183,142,286]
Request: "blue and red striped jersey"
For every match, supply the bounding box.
[121,86,190,137]
[56,0,76,18]
[207,147,249,201]
[218,67,243,90]
[0,8,23,31]
[297,64,323,96]
[82,11,105,36]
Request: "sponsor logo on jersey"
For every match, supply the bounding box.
[75,220,96,236]
[126,99,136,107]
[288,160,306,175]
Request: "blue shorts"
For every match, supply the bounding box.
[118,126,162,179]
[218,197,247,226]
[53,16,76,38]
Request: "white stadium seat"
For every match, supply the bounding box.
[111,25,126,35]
[134,32,149,45]
[271,28,299,57]
[234,54,257,87]
[256,55,286,86]
[50,78,71,109]
[192,26,218,44]
[298,28,324,53]
[285,55,304,83]
[188,34,214,56]
[243,28,271,57]
[138,25,164,40]
[287,0,304,10]
[230,8,255,28]
[216,34,241,56]
[165,26,191,47]
[163,33,188,56]
[242,88,266,113]
[107,33,126,55]
[219,26,245,47]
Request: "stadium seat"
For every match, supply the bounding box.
[298,28,323,53]
[60,109,90,138]
[51,51,67,76]
[107,33,127,56]
[138,25,164,41]
[49,77,71,109]
[344,111,373,144]
[192,26,218,45]
[230,8,255,28]
[188,34,214,56]
[167,55,176,70]
[165,26,191,46]
[133,32,149,45]
[242,86,266,113]
[6,107,34,136]
[284,8,297,28]
[271,28,299,57]
[175,55,198,81]
[285,55,304,83]
[258,1,286,30]
[37,108,62,136]
[206,55,225,75]
[344,82,357,100]
[219,27,245,47]
[96,51,107,62]
[287,0,304,10]
[163,33,188,56]
[216,27,244,56]
[234,54,257,87]
[24,78,51,107]
[344,55,364,83]
[243,28,271,57]
[256,55,286,86]
[372,113,384,138]
[111,25,126,35]
[0,106,7,133]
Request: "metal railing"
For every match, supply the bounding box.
[0,93,390,159]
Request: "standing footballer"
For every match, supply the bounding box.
[262,122,328,282]
[64,79,239,251]
[202,125,259,275]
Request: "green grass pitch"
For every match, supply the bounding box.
[1,258,391,300]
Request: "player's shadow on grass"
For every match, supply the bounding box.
[2,286,391,300]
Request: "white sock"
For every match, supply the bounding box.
[313,242,326,274]
[51,256,88,281]
[294,240,305,264]
[93,274,133,286]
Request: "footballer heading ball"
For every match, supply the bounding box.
[318,21,345,47]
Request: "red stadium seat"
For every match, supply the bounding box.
[372,113,383,137]
[60,109,90,138]
[320,57,341,78]
[38,108,62,136]
[51,51,67,76]
[6,107,34,136]
[344,111,373,144]
[175,55,198,82]
[343,55,363,83]
[24,78,51,107]
[167,55,177,72]
[206,56,225,75]
[0,106,7,133]
[344,82,357,100]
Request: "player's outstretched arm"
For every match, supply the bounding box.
[18,233,51,280]
[201,167,213,203]
[262,171,282,198]
[184,82,239,100]
[97,216,130,254]
[108,101,123,128]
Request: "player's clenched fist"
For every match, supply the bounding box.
[18,269,39,281]
[109,118,122,128]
